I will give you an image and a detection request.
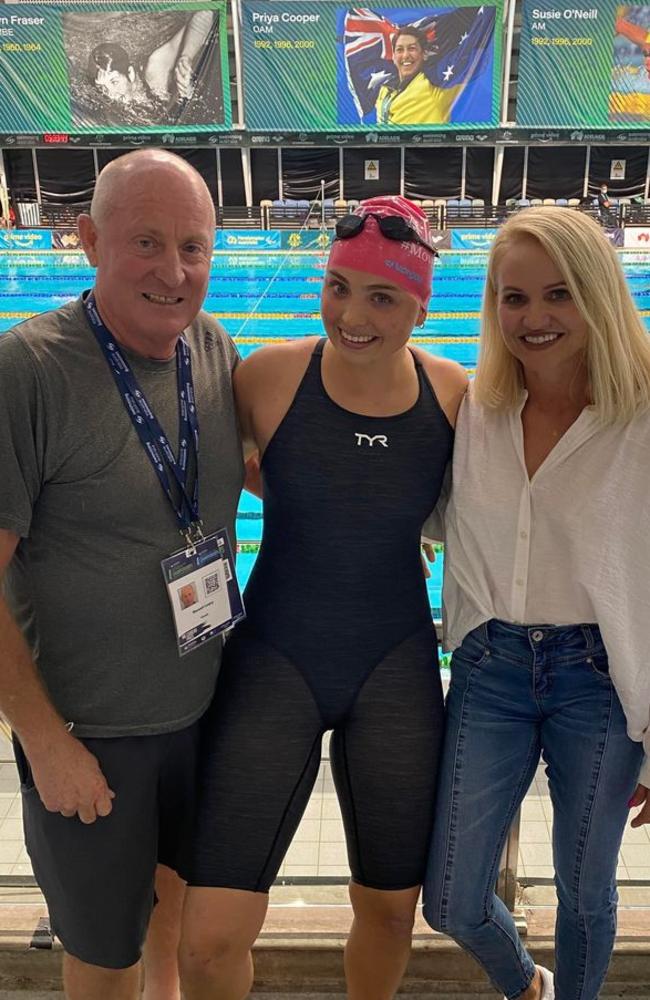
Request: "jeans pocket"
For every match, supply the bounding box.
[451,630,491,672]
[586,651,610,679]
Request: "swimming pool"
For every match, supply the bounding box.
[2,246,649,626]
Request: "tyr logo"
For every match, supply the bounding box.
[355,433,388,448]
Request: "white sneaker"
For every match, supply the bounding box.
[538,965,555,999]
[503,965,554,1000]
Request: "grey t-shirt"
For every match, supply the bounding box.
[0,297,243,737]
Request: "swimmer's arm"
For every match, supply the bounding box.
[233,357,259,460]
[234,339,319,498]
[233,345,290,499]
[616,16,650,51]
[174,11,215,98]
[421,463,450,545]
[178,11,215,62]
[233,347,261,500]
[414,349,469,428]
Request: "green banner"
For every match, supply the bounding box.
[241,0,502,131]
[0,2,231,133]
[517,0,650,127]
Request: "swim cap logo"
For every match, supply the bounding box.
[384,258,423,284]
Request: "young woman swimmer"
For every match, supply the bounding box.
[179,196,467,1000]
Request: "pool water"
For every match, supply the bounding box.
[2,247,649,628]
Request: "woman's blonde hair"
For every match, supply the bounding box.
[474,206,650,423]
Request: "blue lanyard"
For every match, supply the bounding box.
[84,291,202,542]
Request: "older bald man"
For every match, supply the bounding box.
[0,150,243,1000]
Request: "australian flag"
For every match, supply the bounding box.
[343,6,496,121]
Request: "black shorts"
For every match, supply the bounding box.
[14,723,200,970]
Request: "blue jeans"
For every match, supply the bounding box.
[423,620,644,1000]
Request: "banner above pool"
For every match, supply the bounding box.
[214,230,333,251]
[0,230,53,250]
[241,0,502,130]
[517,0,650,127]
[0,2,231,134]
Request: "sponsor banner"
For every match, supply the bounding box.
[624,227,650,248]
[52,228,82,249]
[214,231,335,252]
[517,0,650,129]
[0,229,52,250]
[603,227,624,247]
[214,230,282,250]
[450,227,498,250]
[3,127,650,147]
[241,0,502,132]
[216,230,454,252]
[280,230,332,250]
[432,229,452,250]
[0,3,231,135]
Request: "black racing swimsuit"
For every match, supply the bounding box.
[189,339,454,892]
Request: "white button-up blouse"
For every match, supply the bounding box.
[424,388,650,785]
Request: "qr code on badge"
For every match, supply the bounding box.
[203,572,220,596]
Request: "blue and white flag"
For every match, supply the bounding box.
[343,6,496,120]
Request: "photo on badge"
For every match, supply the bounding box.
[178,581,199,609]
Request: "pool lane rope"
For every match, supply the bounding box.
[234,201,328,339]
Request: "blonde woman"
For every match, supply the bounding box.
[423,207,650,1000]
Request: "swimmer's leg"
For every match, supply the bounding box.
[331,623,444,999]
[346,882,421,1000]
[180,630,324,1000]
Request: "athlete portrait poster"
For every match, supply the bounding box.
[339,6,497,127]
[517,0,650,128]
[0,1,231,135]
[610,5,650,121]
[241,0,502,131]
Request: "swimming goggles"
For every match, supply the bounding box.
[334,213,439,256]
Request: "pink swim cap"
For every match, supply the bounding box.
[327,195,435,310]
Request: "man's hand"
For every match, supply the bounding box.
[27,735,115,824]
[629,783,650,827]
[174,55,195,100]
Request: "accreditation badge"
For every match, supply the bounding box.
[161,529,245,657]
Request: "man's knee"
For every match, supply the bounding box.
[63,952,141,1000]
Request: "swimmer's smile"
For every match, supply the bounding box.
[143,292,184,305]
[339,327,378,350]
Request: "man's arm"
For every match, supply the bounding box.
[0,529,114,823]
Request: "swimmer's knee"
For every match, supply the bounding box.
[349,882,418,940]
